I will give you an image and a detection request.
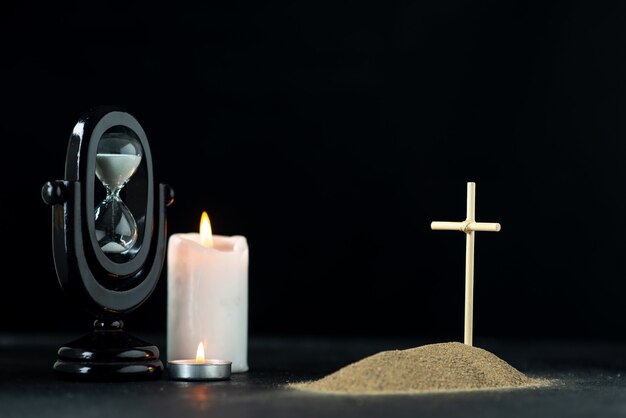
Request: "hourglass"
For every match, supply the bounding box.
[42,106,174,381]
[95,130,142,254]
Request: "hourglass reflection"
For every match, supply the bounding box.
[95,131,142,254]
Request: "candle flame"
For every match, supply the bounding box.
[200,211,214,248]
[196,342,205,363]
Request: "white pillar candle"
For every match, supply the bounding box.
[167,213,249,373]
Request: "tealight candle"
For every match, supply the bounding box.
[168,342,231,381]
[167,212,249,372]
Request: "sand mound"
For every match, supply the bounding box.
[291,342,545,394]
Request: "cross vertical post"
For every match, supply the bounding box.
[431,182,501,346]
[464,182,476,346]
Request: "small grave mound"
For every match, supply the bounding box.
[291,342,545,394]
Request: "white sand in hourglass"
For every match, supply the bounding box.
[96,154,142,189]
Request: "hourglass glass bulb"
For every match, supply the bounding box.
[95,197,138,253]
[94,131,143,254]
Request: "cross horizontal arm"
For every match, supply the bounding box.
[431,221,501,232]
[471,222,501,232]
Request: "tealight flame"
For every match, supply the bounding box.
[200,211,214,248]
[196,342,205,363]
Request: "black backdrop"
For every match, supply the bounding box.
[2,1,625,341]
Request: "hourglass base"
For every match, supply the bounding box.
[53,320,163,381]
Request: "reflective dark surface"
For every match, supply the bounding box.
[1,335,626,418]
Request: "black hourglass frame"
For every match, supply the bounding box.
[42,106,174,380]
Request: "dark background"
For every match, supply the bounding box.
[1,1,625,341]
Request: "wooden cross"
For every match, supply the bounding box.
[431,182,501,346]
